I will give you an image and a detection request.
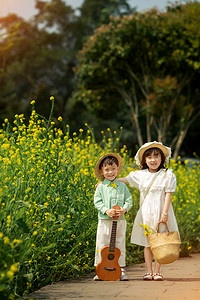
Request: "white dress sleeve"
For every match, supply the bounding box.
[126,171,140,189]
[165,169,176,193]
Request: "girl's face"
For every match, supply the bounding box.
[145,152,162,173]
[100,162,119,181]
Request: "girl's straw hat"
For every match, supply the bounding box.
[135,141,171,167]
[95,153,123,181]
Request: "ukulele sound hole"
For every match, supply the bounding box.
[107,253,114,260]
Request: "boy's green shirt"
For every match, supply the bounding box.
[94,178,132,220]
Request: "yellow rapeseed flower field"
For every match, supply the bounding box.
[0,98,199,298]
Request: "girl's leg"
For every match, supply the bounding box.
[154,260,161,274]
[144,247,153,273]
[153,260,163,280]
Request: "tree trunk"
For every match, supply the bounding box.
[130,107,143,147]
[173,127,188,160]
[146,109,152,142]
[116,85,143,147]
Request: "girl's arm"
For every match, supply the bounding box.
[95,182,101,188]
[117,177,128,184]
[160,192,171,223]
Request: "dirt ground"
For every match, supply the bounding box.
[27,253,200,300]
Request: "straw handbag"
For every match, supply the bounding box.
[148,222,180,264]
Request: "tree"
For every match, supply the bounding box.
[78,0,132,37]
[0,0,134,125]
[0,14,41,118]
[0,0,83,122]
[74,1,200,159]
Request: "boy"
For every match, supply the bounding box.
[94,153,132,281]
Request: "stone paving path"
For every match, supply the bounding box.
[27,253,200,300]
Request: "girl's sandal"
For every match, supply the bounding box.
[153,273,163,281]
[143,273,153,280]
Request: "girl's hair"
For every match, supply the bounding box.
[140,147,166,170]
[99,156,119,170]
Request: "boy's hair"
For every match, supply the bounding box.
[99,156,119,170]
[141,147,165,170]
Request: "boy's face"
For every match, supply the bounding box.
[100,162,119,182]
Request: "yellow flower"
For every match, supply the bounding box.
[140,223,155,235]
[109,182,117,188]
[7,215,11,226]
[10,263,18,273]
[30,100,35,105]
[58,116,63,122]
[4,236,10,244]
[50,96,54,101]
[11,239,21,248]
[7,270,14,278]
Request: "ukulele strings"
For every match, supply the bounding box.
[109,220,117,252]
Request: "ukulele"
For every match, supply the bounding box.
[95,205,122,281]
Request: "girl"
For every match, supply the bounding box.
[118,141,180,281]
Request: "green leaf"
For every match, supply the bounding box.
[16,218,29,233]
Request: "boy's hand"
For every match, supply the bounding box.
[115,207,126,218]
[105,208,116,218]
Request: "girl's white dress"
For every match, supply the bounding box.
[126,169,180,247]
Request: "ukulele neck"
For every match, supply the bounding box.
[109,220,117,252]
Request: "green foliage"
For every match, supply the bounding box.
[0,98,132,297]
[75,2,200,156]
[79,0,132,37]
[0,0,81,122]
[171,159,200,255]
[0,0,133,126]
[0,234,20,300]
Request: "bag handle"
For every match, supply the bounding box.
[156,222,169,236]
[141,169,163,207]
